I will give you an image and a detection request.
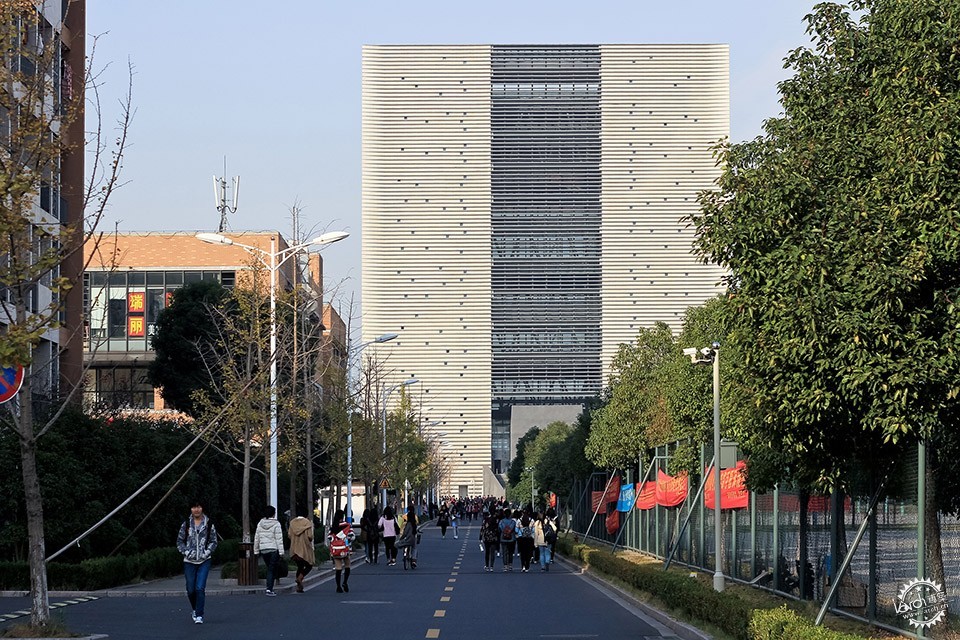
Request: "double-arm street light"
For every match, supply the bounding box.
[345,332,399,522]
[381,378,419,508]
[196,230,349,509]
[683,341,723,592]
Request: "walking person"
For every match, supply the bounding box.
[480,511,500,571]
[437,505,450,539]
[287,513,315,593]
[361,504,381,564]
[396,507,418,569]
[177,499,218,625]
[517,514,535,572]
[498,509,517,572]
[253,505,285,596]
[450,507,459,539]
[378,506,399,566]
[327,509,356,592]
[536,511,558,571]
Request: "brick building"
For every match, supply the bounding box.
[81,231,341,409]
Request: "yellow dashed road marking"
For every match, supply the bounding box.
[434,609,446,617]
[445,586,454,591]
[447,578,456,583]
[441,596,450,602]
[426,629,440,638]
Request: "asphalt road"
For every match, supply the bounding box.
[0,524,679,639]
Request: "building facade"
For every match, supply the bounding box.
[361,44,729,496]
[82,231,328,409]
[0,1,86,408]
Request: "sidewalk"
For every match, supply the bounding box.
[0,554,349,599]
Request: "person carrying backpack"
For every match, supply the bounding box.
[176,499,218,625]
[534,512,557,571]
[517,514,536,572]
[498,510,517,572]
[480,512,500,571]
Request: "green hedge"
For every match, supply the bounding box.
[558,536,752,639]
[555,536,873,640]
[0,541,241,591]
[750,607,868,640]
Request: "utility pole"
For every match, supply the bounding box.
[213,158,240,232]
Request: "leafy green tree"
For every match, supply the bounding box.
[509,421,571,508]
[149,280,231,416]
[507,426,540,486]
[585,323,675,469]
[0,411,244,561]
[690,0,960,581]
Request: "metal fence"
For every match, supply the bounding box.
[568,441,959,639]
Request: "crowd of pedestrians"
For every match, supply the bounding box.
[176,495,559,622]
[478,505,558,572]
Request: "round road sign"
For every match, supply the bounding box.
[0,365,24,404]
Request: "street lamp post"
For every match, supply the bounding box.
[684,341,724,592]
[345,332,399,522]
[381,378,419,509]
[525,466,535,509]
[196,230,349,509]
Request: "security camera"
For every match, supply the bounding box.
[700,347,714,357]
[682,348,698,358]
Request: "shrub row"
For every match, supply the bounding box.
[0,540,242,591]
[556,536,873,640]
[750,607,868,640]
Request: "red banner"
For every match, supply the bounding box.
[605,505,620,534]
[635,481,656,510]
[655,470,688,507]
[548,492,557,508]
[591,476,622,513]
[704,460,749,510]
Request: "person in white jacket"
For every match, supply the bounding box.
[253,505,285,596]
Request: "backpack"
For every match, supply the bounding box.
[544,521,558,544]
[482,522,499,543]
[501,520,515,541]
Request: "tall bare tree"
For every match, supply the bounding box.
[0,1,131,627]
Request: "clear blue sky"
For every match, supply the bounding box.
[87,1,817,316]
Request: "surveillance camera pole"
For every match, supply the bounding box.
[711,343,724,593]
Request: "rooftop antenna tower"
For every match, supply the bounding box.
[213,157,240,232]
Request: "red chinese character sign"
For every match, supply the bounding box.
[127,292,145,313]
[128,316,145,337]
[0,365,25,404]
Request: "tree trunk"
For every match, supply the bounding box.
[305,427,313,518]
[18,385,50,626]
[924,462,945,587]
[242,424,251,543]
[288,458,296,518]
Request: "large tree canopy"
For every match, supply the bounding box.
[585,323,675,469]
[149,280,231,416]
[691,0,960,490]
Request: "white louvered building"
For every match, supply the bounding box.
[362,45,728,497]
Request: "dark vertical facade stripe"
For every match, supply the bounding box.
[490,45,602,467]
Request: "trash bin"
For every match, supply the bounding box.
[238,542,258,586]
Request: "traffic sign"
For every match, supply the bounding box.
[379,479,390,489]
[0,365,24,404]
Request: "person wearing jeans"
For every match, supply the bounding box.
[177,499,218,624]
[534,512,555,571]
[253,505,285,596]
